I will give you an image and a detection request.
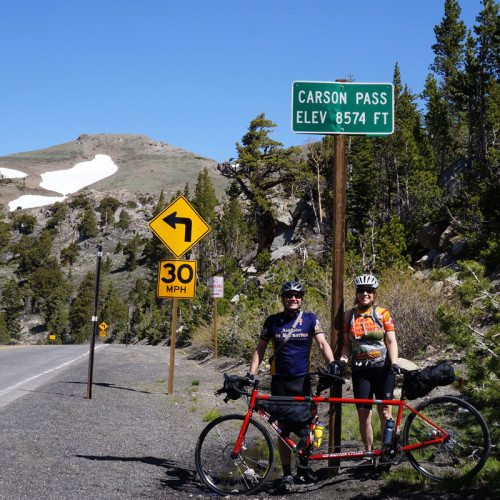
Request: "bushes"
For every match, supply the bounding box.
[376,269,449,359]
[436,261,500,456]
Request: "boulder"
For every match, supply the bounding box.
[417,222,443,250]
[438,225,455,251]
[452,240,466,257]
[416,249,439,268]
[270,246,296,261]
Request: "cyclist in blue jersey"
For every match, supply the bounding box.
[248,280,334,492]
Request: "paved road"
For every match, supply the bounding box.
[0,345,101,408]
[0,344,217,499]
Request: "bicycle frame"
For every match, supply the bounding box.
[232,385,450,464]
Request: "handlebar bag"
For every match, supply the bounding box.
[402,363,456,400]
[216,374,246,401]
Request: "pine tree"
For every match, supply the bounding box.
[96,197,121,227]
[346,136,378,231]
[153,190,167,216]
[78,207,99,239]
[375,216,411,271]
[28,256,66,313]
[69,272,96,343]
[60,241,80,266]
[389,64,438,236]
[0,313,10,344]
[422,73,448,174]
[192,167,218,225]
[45,202,68,231]
[190,167,219,278]
[0,219,12,255]
[224,113,303,253]
[115,209,132,229]
[217,197,253,261]
[122,235,143,271]
[44,286,70,344]
[12,214,37,234]
[473,0,500,164]
[12,230,54,279]
[429,0,467,167]
[100,283,128,341]
[1,279,23,339]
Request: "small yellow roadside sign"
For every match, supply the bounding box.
[157,260,197,299]
[148,196,211,257]
[99,322,108,330]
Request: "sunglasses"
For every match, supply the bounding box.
[356,288,375,294]
[283,293,302,299]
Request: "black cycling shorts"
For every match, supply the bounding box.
[352,365,395,410]
[271,374,311,397]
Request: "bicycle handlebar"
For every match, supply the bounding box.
[215,367,346,402]
[317,366,346,383]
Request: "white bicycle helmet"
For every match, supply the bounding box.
[280,281,305,297]
[354,274,379,289]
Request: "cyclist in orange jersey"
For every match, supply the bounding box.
[333,274,400,463]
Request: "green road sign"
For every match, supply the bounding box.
[291,81,394,135]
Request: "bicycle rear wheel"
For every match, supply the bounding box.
[403,395,490,481]
[195,414,276,495]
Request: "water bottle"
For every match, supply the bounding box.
[382,418,394,446]
[312,421,324,448]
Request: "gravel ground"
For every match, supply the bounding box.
[0,345,489,499]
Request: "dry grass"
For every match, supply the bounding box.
[377,270,449,358]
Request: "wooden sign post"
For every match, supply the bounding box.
[329,133,347,470]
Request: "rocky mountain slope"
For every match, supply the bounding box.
[0,133,229,211]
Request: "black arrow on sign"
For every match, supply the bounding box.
[163,212,192,242]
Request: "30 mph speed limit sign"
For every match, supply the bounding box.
[157,260,197,299]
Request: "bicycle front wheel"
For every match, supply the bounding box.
[195,414,276,495]
[403,395,490,481]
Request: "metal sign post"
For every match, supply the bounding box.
[213,298,217,360]
[208,276,224,360]
[87,245,103,400]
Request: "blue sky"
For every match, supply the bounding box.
[0,1,482,163]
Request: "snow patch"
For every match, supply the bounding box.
[7,154,118,211]
[0,167,27,178]
[40,154,118,195]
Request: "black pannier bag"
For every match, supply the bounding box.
[402,363,456,400]
[258,399,313,431]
